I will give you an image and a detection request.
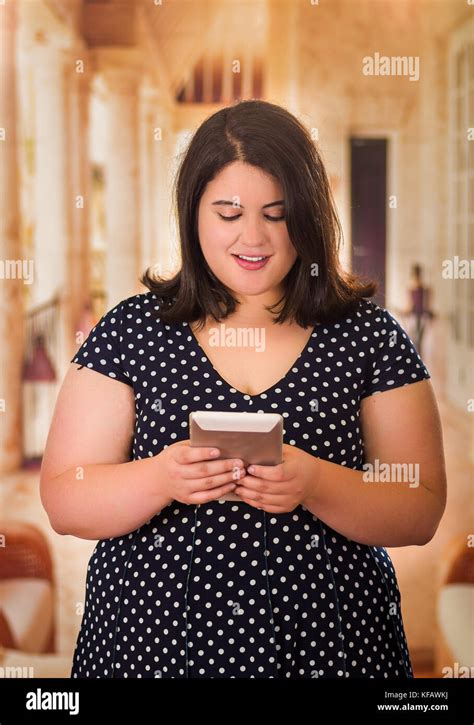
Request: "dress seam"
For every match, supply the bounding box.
[317,521,348,678]
[111,529,142,678]
[262,511,279,677]
[184,504,201,678]
[367,546,412,678]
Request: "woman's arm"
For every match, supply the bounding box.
[40,365,173,540]
[303,379,447,547]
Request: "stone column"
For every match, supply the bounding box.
[31,43,72,385]
[139,80,159,277]
[265,0,300,112]
[91,49,144,308]
[33,46,69,306]
[222,46,234,105]
[0,2,26,474]
[151,96,176,279]
[64,49,92,357]
[0,0,23,474]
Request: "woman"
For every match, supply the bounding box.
[405,263,435,357]
[40,99,446,679]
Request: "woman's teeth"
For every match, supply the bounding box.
[233,254,271,270]
[236,255,267,261]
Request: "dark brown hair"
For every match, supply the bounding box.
[140,99,377,329]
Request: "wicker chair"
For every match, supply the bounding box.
[435,533,474,676]
[0,521,55,653]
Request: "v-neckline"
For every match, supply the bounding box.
[185,321,318,399]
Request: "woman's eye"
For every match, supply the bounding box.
[218,214,285,222]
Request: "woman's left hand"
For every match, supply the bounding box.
[234,443,320,513]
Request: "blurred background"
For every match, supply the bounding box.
[0,0,472,678]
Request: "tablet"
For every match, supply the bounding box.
[189,411,283,501]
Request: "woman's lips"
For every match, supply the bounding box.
[232,254,271,270]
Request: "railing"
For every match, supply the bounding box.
[24,294,61,377]
[176,52,263,104]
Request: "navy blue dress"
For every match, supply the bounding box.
[69,292,430,678]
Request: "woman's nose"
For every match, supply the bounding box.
[239,216,267,246]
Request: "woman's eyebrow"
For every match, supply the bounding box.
[211,199,285,209]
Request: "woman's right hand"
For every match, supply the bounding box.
[156,439,246,505]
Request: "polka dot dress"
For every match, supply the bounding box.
[70,292,430,678]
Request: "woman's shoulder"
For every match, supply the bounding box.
[119,290,162,315]
[330,297,423,360]
[116,291,175,327]
[112,290,190,341]
[330,297,403,336]
[90,291,181,345]
[70,291,185,387]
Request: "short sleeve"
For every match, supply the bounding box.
[360,305,431,399]
[70,301,133,387]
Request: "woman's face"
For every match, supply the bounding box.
[197,161,298,302]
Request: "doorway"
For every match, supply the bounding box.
[350,138,387,306]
